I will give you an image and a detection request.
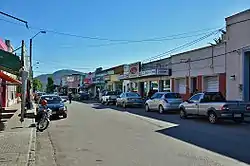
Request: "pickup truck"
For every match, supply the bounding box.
[101,91,118,105]
[179,92,250,124]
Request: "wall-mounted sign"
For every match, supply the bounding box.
[140,68,172,76]
[104,75,110,81]
[107,70,114,75]
[141,69,157,76]
[118,74,129,80]
[129,62,140,78]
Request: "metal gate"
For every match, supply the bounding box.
[204,76,219,92]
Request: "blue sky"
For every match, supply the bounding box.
[1,0,250,76]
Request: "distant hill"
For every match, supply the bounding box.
[35,69,84,89]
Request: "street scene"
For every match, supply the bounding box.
[35,101,250,166]
[1,1,250,166]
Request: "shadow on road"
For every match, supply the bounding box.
[80,100,250,164]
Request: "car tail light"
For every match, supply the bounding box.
[220,105,229,111]
[164,99,168,103]
[246,105,250,111]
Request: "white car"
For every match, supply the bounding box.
[145,92,183,113]
[101,91,118,105]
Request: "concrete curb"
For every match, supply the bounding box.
[26,118,36,166]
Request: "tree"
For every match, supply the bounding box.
[33,78,43,92]
[46,76,55,93]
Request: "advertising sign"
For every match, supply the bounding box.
[128,62,140,78]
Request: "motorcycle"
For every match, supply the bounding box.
[36,108,52,132]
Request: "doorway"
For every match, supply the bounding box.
[243,51,250,101]
[191,77,197,93]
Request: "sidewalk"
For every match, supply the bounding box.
[0,103,36,166]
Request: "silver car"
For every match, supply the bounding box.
[145,92,183,113]
[116,92,143,108]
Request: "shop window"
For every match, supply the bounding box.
[163,80,171,92]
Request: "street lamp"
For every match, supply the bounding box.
[29,31,46,94]
[30,31,46,76]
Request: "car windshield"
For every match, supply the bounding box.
[40,96,62,104]
[165,93,181,98]
[126,92,140,97]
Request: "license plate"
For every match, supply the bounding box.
[234,114,242,118]
[52,111,57,115]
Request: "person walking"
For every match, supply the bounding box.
[68,93,72,104]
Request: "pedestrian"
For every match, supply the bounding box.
[68,93,72,104]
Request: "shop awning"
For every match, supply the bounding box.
[0,71,21,85]
[0,49,21,75]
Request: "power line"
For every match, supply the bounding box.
[86,31,217,47]
[0,17,223,43]
[142,30,220,62]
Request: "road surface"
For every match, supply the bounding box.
[36,101,250,166]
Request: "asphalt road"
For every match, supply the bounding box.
[36,101,250,166]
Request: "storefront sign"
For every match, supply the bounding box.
[140,68,172,76]
[118,74,129,80]
[141,69,157,76]
[129,62,140,78]
[157,68,171,76]
[0,49,21,75]
[107,70,114,75]
[104,75,110,81]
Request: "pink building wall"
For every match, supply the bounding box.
[0,38,8,51]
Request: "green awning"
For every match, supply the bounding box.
[0,49,21,75]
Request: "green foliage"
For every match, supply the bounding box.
[33,78,43,92]
[46,76,54,93]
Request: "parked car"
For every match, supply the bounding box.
[34,92,46,103]
[145,92,183,113]
[60,96,68,101]
[37,95,68,118]
[101,91,118,105]
[179,92,250,124]
[79,92,90,100]
[116,92,143,108]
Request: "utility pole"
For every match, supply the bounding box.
[20,40,28,122]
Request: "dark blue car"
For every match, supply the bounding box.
[38,95,68,118]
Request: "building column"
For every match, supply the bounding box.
[158,80,164,92]
[171,78,175,92]
[112,82,116,91]
[197,75,203,92]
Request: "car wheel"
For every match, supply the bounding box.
[101,100,104,105]
[145,104,150,112]
[208,111,218,124]
[180,108,187,119]
[63,113,67,118]
[159,105,164,114]
[122,102,126,108]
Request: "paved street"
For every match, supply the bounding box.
[36,101,250,166]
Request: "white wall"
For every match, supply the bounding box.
[226,9,250,100]
[171,44,226,78]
